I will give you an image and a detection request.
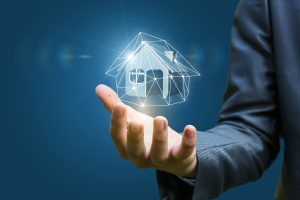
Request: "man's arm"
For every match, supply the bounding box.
[157,0,280,199]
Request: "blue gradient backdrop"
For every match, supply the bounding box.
[2,0,283,199]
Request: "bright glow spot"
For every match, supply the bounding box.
[78,54,92,59]
[170,75,173,79]
[127,53,134,60]
[182,75,185,78]
[141,41,146,45]
[132,86,136,90]
[174,59,178,63]
[154,78,157,80]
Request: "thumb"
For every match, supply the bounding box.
[95,84,121,112]
[172,125,197,160]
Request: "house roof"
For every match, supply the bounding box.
[106,32,200,78]
[123,42,179,73]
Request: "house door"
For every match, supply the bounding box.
[146,69,163,97]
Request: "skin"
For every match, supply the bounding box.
[95,84,198,178]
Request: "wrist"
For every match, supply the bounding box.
[182,154,198,178]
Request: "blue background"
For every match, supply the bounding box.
[2,0,283,199]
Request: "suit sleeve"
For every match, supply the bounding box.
[157,0,281,199]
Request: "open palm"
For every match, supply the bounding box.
[96,84,198,178]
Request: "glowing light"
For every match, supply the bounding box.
[127,53,134,60]
[182,75,185,78]
[170,75,173,79]
[132,86,136,90]
[154,78,157,80]
[78,54,92,59]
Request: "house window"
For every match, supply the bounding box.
[130,69,145,84]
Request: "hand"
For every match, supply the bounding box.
[95,84,198,178]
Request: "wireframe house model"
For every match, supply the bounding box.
[106,32,200,106]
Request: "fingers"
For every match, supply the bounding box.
[172,125,197,160]
[150,116,169,164]
[110,104,128,159]
[95,84,121,113]
[126,122,148,168]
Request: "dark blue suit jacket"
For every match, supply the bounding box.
[157,0,300,199]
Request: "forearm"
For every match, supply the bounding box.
[193,122,279,199]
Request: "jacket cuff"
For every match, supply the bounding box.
[156,170,195,200]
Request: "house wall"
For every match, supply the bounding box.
[124,44,169,98]
[125,66,146,97]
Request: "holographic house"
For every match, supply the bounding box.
[106,32,200,106]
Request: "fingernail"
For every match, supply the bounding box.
[186,129,194,138]
[155,120,165,131]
